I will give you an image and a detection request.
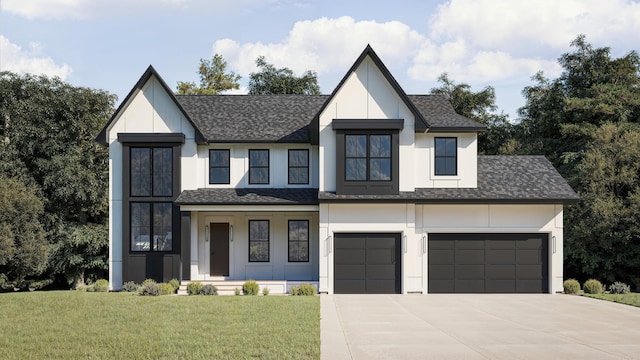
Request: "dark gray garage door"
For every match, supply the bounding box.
[429,233,548,293]
[334,233,401,294]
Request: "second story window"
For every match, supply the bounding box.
[249,149,269,184]
[288,149,309,184]
[345,134,391,181]
[209,149,230,184]
[434,137,457,176]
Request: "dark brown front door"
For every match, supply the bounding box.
[210,223,229,276]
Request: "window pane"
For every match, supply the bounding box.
[289,150,308,166]
[370,159,391,180]
[346,158,366,180]
[289,168,308,184]
[249,150,269,166]
[210,150,229,167]
[131,203,150,251]
[210,168,230,184]
[153,203,172,251]
[346,135,366,157]
[370,135,391,157]
[153,148,172,197]
[250,168,269,184]
[444,158,456,175]
[445,138,456,156]
[131,148,151,197]
[249,220,269,262]
[288,220,309,262]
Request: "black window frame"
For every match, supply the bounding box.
[249,149,270,185]
[335,129,399,195]
[288,220,309,262]
[288,149,310,185]
[209,149,230,184]
[434,137,458,176]
[344,134,392,182]
[130,201,173,252]
[248,220,270,262]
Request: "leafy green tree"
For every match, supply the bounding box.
[176,54,241,95]
[430,73,514,154]
[248,56,320,95]
[0,71,115,287]
[515,35,640,288]
[0,175,48,289]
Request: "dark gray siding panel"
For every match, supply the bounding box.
[181,212,191,281]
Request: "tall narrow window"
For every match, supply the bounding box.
[249,149,269,184]
[288,220,309,262]
[209,149,230,184]
[288,149,309,184]
[434,137,457,176]
[129,146,174,252]
[249,220,269,262]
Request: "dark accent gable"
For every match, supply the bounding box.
[332,119,404,130]
[96,65,206,147]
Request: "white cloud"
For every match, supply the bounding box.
[0,36,72,79]
[213,16,425,76]
[1,0,278,20]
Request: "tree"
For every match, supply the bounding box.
[248,56,320,95]
[430,73,514,154]
[176,54,241,95]
[0,175,48,289]
[514,35,640,289]
[0,71,115,288]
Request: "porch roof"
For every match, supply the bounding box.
[175,188,319,205]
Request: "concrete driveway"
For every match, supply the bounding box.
[321,294,640,359]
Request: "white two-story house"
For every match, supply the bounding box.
[97,46,578,294]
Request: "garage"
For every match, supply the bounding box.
[428,233,548,293]
[334,233,401,294]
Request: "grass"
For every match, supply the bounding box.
[584,292,640,307]
[0,291,319,359]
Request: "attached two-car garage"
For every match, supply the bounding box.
[428,233,549,293]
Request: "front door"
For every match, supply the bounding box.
[210,223,229,276]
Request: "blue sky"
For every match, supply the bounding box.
[2,0,640,120]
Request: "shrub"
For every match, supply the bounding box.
[84,284,96,292]
[234,288,241,296]
[122,281,139,292]
[242,280,260,295]
[143,278,156,285]
[28,279,53,291]
[169,279,180,293]
[94,279,109,292]
[608,281,630,294]
[563,279,581,294]
[160,283,175,295]
[290,283,316,296]
[583,279,604,294]
[262,287,270,296]
[186,281,203,296]
[200,284,218,296]
[139,281,161,296]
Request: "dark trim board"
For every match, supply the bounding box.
[334,233,401,294]
[428,233,549,293]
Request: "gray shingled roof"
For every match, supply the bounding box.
[175,94,484,143]
[408,95,487,131]
[176,95,329,143]
[175,188,319,205]
[318,156,579,203]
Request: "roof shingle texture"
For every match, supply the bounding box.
[318,156,579,203]
[175,188,319,205]
[175,94,484,143]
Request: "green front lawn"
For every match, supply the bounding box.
[0,291,319,359]
[584,293,640,307]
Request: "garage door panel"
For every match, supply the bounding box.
[367,279,397,294]
[455,249,484,264]
[367,249,394,264]
[335,280,366,294]
[366,236,396,248]
[429,249,454,264]
[335,265,365,280]
[486,249,516,264]
[367,264,396,280]
[334,249,365,264]
[456,264,484,279]
[428,233,548,294]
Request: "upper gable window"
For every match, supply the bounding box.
[249,149,269,184]
[345,135,391,181]
[209,149,230,184]
[131,147,172,197]
[288,149,309,184]
[434,137,457,176]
